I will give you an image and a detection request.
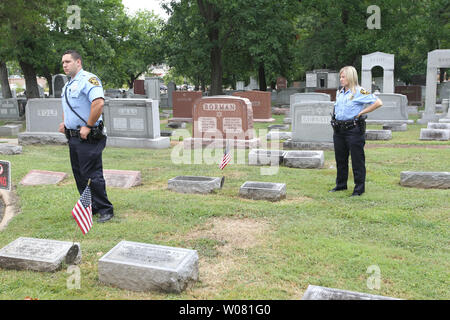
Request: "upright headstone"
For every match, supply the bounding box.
[289,93,331,132]
[419,49,450,124]
[103,99,170,149]
[246,77,258,90]
[395,85,422,106]
[236,81,245,91]
[167,81,176,108]
[170,91,203,122]
[52,74,68,98]
[184,95,260,148]
[232,91,274,122]
[133,79,145,95]
[145,77,160,101]
[306,70,339,89]
[284,101,334,150]
[361,52,395,93]
[366,93,408,122]
[276,77,287,90]
[0,98,21,120]
[18,98,66,145]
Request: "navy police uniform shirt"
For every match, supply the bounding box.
[62,69,104,130]
[334,86,377,120]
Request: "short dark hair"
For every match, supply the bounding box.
[63,50,82,64]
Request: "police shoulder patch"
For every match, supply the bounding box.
[360,88,370,95]
[88,77,100,86]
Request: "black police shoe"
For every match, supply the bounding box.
[97,212,114,223]
[350,192,363,197]
[329,187,347,192]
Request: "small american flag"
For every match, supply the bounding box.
[219,144,232,170]
[71,183,93,235]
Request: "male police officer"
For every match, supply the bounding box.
[58,50,114,222]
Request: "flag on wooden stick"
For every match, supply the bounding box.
[71,179,93,235]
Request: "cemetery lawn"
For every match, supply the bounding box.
[0,121,449,300]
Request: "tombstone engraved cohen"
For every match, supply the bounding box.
[171,91,203,122]
[18,98,66,145]
[184,96,260,148]
[98,240,199,293]
[103,99,170,149]
[284,101,334,150]
[0,237,81,272]
[20,170,68,186]
[302,285,399,300]
[0,98,21,120]
[232,91,274,122]
[103,169,141,188]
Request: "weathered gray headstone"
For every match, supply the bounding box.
[427,122,450,130]
[365,129,392,140]
[103,169,141,188]
[145,77,161,101]
[18,98,66,145]
[419,128,450,141]
[302,285,399,300]
[168,176,223,194]
[239,181,286,201]
[290,93,331,132]
[52,74,68,98]
[0,98,21,120]
[383,123,407,131]
[98,240,199,293]
[0,124,20,136]
[167,81,176,108]
[368,93,408,122]
[20,170,67,186]
[248,149,285,166]
[400,171,450,189]
[0,144,22,155]
[283,150,324,168]
[103,99,170,149]
[0,237,81,272]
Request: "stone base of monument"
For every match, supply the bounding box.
[417,113,440,124]
[427,122,450,130]
[0,237,81,272]
[400,171,450,189]
[183,137,260,149]
[365,130,392,140]
[168,119,191,125]
[272,108,290,115]
[168,176,223,194]
[106,136,170,149]
[268,124,290,131]
[20,170,68,186]
[103,169,141,188]
[253,118,275,123]
[283,140,334,151]
[366,119,414,125]
[18,132,67,145]
[0,125,20,136]
[239,181,286,201]
[266,131,292,141]
[98,241,199,293]
[419,129,450,141]
[439,118,450,123]
[248,149,286,166]
[301,285,398,300]
[0,144,22,155]
[283,150,324,169]
[383,123,407,131]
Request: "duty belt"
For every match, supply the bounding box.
[335,119,357,130]
[66,129,80,137]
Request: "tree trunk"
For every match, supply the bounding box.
[210,44,223,95]
[0,61,13,98]
[258,63,267,91]
[43,69,52,97]
[19,60,40,98]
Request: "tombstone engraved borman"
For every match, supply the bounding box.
[18,98,66,145]
[0,237,81,272]
[103,99,170,149]
[419,49,450,124]
[170,91,203,122]
[289,93,331,132]
[302,285,399,300]
[361,52,395,93]
[98,240,199,293]
[184,96,260,149]
[284,101,334,150]
[20,170,68,186]
[0,98,21,120]
[232,91,274,122]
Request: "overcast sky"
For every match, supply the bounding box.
[122,0,169,20]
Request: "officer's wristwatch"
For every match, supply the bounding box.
[86,124,94,129]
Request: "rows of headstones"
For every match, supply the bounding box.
[0,50,449,299]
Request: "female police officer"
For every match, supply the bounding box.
[330,66,383,196]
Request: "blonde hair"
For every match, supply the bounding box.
[339,66,359,95]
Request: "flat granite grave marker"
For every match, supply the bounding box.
[103,169,141,188]
[400,171,450,189]
[365,129,392,140]
[0,124,20,136]
[283,150,324,168]
[98,240,199,293]
[168,176,223,194]
[419,129,450,141]
[248,149,286,166]
[382,123,407,131]
[239,181,286,201]
[0,144,22,155]
[302,285,399,300]
[0,237,81,272]
[20,170,67,186]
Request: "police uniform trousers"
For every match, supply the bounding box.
[333,126,366,194]
[68,136,113,215]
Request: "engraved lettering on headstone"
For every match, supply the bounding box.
[118,108,138,116]
[223,117,242,133]
[113,117,128,130]
[301,115,330,124]
[198,117,217,132]
[37,109,58,117]
[129,118,145,131]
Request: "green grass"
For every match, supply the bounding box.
[0,119,448,300]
